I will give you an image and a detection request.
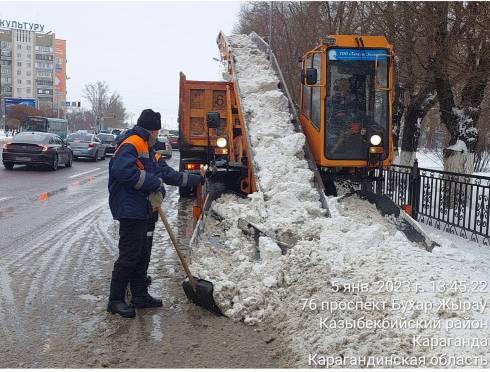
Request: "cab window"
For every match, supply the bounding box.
[302,56,312,120]
[311,54,321,130]
[302,54,321,130]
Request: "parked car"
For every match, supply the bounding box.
[168,135,179,150]
[98,133,117,156]
[154,135,172,159]
[2,131,73,171]
[66,132,106,161]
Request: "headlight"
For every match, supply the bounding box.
[216,137,227,148]
[370,135,382,146]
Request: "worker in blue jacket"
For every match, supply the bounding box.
[107,109,203,318]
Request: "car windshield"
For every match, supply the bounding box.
[13,132,51,144]
[98,134,115,142]
[67,133,93,142]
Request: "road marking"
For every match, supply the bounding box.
[0,196,13,203]
[69,168,101,179]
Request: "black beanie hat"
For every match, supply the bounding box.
[137,109,161,131]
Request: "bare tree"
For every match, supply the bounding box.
[105,92,127,126]
[236,1,490,173]
[6,105,43,131]
[83,81,109,118]
[424,2,490,173]
[66,109,96,131]
[83,81,128,129]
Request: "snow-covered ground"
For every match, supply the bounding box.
[396,149,490,178]
[0,129,13,141]
[414,150,444,171]
[190,34,490,368]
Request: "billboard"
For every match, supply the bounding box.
[54,39,66,94]
[4,97,38,114]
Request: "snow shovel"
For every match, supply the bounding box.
[157,207,222,316]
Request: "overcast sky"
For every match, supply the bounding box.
[1,1,243,129]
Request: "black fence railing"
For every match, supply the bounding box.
[381,161,490,245]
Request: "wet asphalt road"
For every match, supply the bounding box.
[0,151,283,368]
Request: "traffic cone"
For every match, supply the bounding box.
[37,192,49,201]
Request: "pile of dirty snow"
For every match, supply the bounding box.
[227,34,327,234]
[190,33,490,368]
[192,194,490,367]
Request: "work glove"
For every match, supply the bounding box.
[149,191,164,209]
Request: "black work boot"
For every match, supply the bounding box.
[131,273,162,308]
[107,300,136,318]
[132,294,163,308]
[107,271,136,318]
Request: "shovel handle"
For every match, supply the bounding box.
[157,207,197,291]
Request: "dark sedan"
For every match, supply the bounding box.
[98,133,117,155]
[2,131,73,171]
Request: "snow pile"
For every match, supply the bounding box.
[227,34,327,234]
[447,139,467,153]
[193,193,489,366]
[192,33,329,324]
[0,130,13,141]
[190,34,489,367]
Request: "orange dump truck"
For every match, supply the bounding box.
[177,72,257,197]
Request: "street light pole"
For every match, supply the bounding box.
[268,1,273,59]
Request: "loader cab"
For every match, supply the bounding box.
[299,36,394,171]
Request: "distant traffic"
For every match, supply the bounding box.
[2,116,176,171]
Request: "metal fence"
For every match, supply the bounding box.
[382,161,490,245]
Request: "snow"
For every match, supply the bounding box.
[414,150,443,170]
[193,193,490,367]
[416,117,422,129]
[447,139,468,153]
[190,34,490,367]
[0,129,13,141]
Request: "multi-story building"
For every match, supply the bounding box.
[0,25,66,121]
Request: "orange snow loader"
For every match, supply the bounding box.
[299,35,395,195]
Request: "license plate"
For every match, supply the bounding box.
[16,157,31,161]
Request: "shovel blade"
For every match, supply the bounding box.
[182,277,222,316]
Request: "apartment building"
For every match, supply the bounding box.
[0,24,66,118]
